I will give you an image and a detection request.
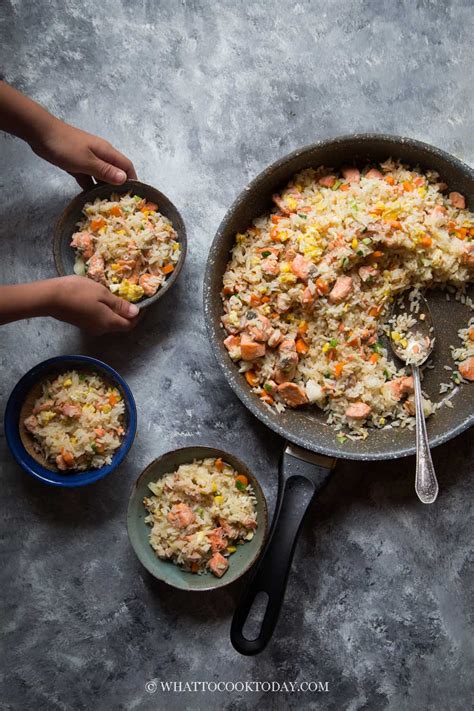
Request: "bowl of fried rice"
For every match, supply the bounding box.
[53,180,187,309]
[127,446,268,591]
[4,355,137,487]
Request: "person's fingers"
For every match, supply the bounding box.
[105,312,139,333]
[70,172,94,191]
[92,140,137,180]
[100,290,140,319]
[89,156,128,185]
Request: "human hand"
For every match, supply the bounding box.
[30,119,137,190]
[47,275,140,334]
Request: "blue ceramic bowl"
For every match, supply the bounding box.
[4,355,137,487]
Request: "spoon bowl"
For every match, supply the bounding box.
[390,291,439,504]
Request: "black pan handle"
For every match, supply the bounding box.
[231,445,336,655]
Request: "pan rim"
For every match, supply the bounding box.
[204,134,474,461]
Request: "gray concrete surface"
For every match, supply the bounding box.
[0,1,472,709]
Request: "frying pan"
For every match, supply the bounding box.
[203,134,474,655]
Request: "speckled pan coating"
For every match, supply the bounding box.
[204,134,474,461]
[53,179,187,310]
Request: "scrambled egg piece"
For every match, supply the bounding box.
[117,280,144,302]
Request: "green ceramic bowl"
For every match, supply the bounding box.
[127,446,268,591]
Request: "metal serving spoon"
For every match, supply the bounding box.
[389,292,439,504]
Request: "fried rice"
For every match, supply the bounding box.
[221,160,474,440]
[143,458,258,577]
[71,192,181,302]
[24,370,125,471]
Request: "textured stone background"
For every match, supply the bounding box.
[0,1,473,709]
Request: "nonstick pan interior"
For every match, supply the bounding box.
[204,134,474,460]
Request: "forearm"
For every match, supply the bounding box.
[0,281,54,325]
[0,80,60,147]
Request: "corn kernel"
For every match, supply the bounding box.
[351,238,359,249]
[322,343,330,353]
[227,546,237,554]
[391,332,401,341]
[63,378,72,387]
[280,262,291,273]
[213,495,224,505]
[101,404,111,414]
[211,481,218,493]
[400,339,408,348]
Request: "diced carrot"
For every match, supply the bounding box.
[385,175,395,185]
[298,320,308,335]
[271,214,283,224]
[94,428,106,437]
[369,353,379,364]
[215,457,224,471]
[455,228,468,240]
[389,220,402,230]
[145,202,158,211]
[371,251,384,259]
[108,394,118,406]
[260,392,274,405]
[468,329,474,342]
[270,227,281,242]
[338,323,345,333]
[470,228,474,237]
[340,184,350,192]
[403,181,414,192]
[316,277,329,295]
[419,236,432,248]
[90,218,106,231]
[222,286,234,296]
[295,338,309,355]
[245,370,259,387]
[347,337,359,347]
[333,362,345,378]
[235,474,249,487]
[191,562,200,573]
[327,349,335,361]
[108,205,123,217]
[162,264,175,275]
[270,312,279,319]
[413,176,424,187]
[368,306,380,317]
[250,293,262,307]
[448,221,456,231]
[261,296,270,303]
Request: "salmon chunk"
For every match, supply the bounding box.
[459,356,474,381]
[329,276,353,304]
[365,168,383,180]
[70,231,94,260]
[208,552,229,578]
[319,175,336,188]
[272,194,291,216]
[167,503,196,529]
[139,274,162,296]
[24,415,38,433]
[345,402,372,419]
[291,254,310,281]
[359,266,378,282]
[247,315,272,342]
[276,382,308,407]
[461,245,474,269]
[87,253,106,283]
[449,192,465,209]
[389,375,414,401]
[223,335,241,360]
[342,167,360,183]
[240,333,266,360]
[275,339,298,383]
[261,257,280,278]
[207,528,228,553]
[301,286,315,308]
[58,403,82,419]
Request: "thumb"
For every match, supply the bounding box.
[106,294,140,319]
[91,157,128,185]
